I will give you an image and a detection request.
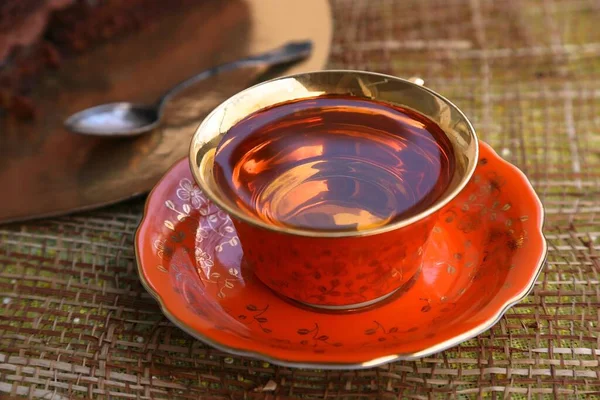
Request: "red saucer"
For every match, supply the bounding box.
[135,141,546,369]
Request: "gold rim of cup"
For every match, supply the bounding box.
[189,70,479,238]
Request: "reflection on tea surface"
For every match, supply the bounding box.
[214,95,455,232]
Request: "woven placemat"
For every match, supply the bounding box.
[1,0,600,398]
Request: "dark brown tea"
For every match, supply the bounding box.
[213,95,455,232]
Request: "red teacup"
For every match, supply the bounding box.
[190,70,478,310]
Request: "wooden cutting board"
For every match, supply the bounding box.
[0,0,331,224]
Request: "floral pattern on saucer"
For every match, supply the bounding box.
[135,142,546,369]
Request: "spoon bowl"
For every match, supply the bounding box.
[65,102,160,137]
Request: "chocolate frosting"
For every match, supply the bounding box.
[0,0,73,63]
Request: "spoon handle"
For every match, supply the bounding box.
[157,40,313,110]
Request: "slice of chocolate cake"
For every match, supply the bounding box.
[0,0,200,120]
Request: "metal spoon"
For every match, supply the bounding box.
[64,41,313,137]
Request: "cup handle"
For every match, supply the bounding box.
[407,77,425,86]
